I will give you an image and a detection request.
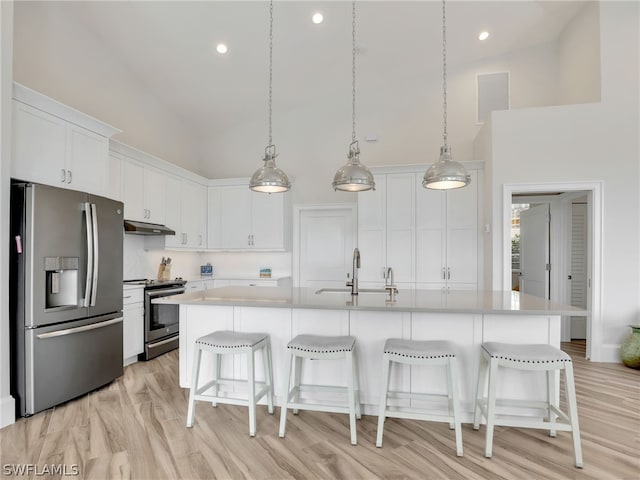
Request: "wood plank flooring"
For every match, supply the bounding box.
[1,342,638,479]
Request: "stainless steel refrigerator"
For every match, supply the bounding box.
[10,182,124,416]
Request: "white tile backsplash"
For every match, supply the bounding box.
[123,235,292,280]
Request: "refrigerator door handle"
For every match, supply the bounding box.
[36,317,123,339]
[83,202,94,307]
[90,203,99,306]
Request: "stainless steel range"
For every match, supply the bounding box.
[124,278,186,360]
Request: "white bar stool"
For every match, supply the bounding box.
[376,338,463,456]
[186,330,274,437]
[278,334,361,445]
[473,342,583,468]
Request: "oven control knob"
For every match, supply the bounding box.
[166,328,170,332]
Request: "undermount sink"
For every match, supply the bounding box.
[315,287,390,295]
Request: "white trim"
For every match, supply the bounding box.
[292,203,356,288]
[0,395,15,429]
[502,181,604,361]
[110,139,209,186]
[13,82,121,137]
[599,344,622,363]
[369,161,484,175]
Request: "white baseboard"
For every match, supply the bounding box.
[0,395,15,428]
[595,343,622,363]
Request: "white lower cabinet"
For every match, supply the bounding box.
[123,287,144,365]
[185,279,214,292]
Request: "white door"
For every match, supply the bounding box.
[164,175,182,247]
[66,124,108,195]
[298,206,355,288]
[143,167,166,224]
[570,203,588,339]
[218,186,251,248]
[251,192,284,249]
[122,160,145,221]
[519,204,550,299]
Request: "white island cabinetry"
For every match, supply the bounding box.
[163,287,582,420]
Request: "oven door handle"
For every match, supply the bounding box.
[147,288,186,298]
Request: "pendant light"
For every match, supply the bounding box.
[423,0,470,190]
[250,0,291,193]
[332,0,375,192]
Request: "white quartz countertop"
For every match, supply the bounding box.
[153,286,587,316]
[184,275,291,281]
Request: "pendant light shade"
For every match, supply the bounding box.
[332,141,375,192]
[250,145,291,193]
[423,0,470,191]
[332,0,375,193]
[423,145,470,190]
[250,0,290,193]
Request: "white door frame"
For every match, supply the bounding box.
[292,203,357,288]
[503,181,603,361]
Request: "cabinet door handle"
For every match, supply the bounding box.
[447,267,451,280]
[66,170,72,184]
[198,234,203,246]
[182,233,187,245]
[441,267,446,280]
[251,234,254,246]
[60,169,66,183]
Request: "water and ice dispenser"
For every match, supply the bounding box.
[44,256,79,309]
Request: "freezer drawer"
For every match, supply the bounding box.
[23,315,123,416]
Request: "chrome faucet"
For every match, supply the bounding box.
[384,267,398,301]
[346,247,360,295]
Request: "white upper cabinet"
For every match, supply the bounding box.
[208,182,290,251]
[180,180,207,248]
[416,169,479,290]
[11,83,119,196]
[108,153,123,201]
[122,160,166,224]
[358,173,415,286]
[359,166,482,291]
[158,175,208,249]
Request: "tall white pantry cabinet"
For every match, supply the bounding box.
[357,165,482,292]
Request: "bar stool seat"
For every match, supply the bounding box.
[186,330,274,437]
[279,334,361,445]
[473,342,583,468]
[376,338,463,456]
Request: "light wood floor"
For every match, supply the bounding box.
[1,342,638,480]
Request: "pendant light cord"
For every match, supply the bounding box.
[268,0,274,150]
[441,0,448,147]
[351,0,357,145]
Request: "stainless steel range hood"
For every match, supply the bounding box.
[124,220,176,236]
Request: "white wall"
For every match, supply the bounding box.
[12,1,202,175]
[0,0,14,428]
[484,1,639,361]
[198,41,563,205]
[558,1,601,105]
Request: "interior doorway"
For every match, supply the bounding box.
[503,182,603,361]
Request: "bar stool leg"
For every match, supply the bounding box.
[186,347,203,428]
[292,356,302,415]
[484,358,499,458]
[473,352,489,430]
[564,362,583,468]
[211,352,219,407]
[449,357,464,457]
[352,348,362,420]
[446,358,455,430]
[547,369,557,437]
[247,348,256,437]
[345,350,358,445]
[376,353,391,448]
[279,350,294,438]
[263,341,274,415]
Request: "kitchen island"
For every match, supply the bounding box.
[156,286,587,420]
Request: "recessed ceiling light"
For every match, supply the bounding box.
[216,43,228,54]
[478,31,490,41]
[312,13,324,24]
